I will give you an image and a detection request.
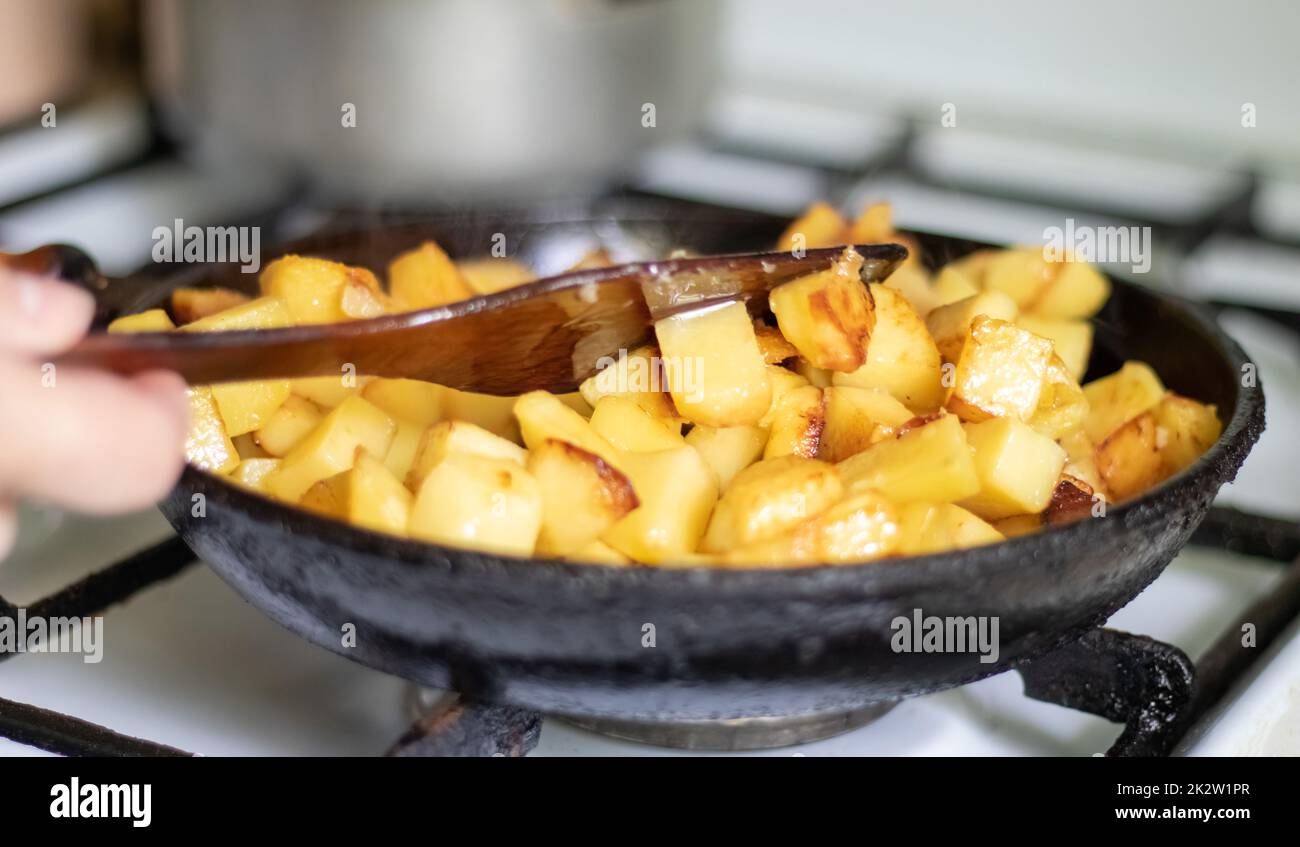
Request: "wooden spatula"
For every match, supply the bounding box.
[1,242,907,395]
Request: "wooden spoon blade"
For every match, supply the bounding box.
[54,243,906,395]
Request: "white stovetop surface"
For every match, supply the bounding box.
[1,313,1296,757]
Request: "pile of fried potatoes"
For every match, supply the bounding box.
[109,202,1222,567]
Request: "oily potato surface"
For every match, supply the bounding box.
[122,203,1219,567]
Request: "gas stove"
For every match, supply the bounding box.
[1,92,1298,757]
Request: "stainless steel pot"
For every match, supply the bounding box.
[146,0,719,201]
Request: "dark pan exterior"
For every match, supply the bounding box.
[156,211,1264,720]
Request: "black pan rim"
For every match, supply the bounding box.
[178,272,1265,593]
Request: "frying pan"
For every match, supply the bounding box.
[130,199,1261,721]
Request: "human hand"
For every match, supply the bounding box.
[0,269,188,558]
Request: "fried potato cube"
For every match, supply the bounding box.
[1034,260,1110,319]
[360,378,444,426]
[514,390,623,470]
[589,395,685,453]
[990,513,1042,539]
[1016,315,1092,381]
[683,424,768,490]
[253,394,323,456]
[724,489,899,567]
[1042,475,1097,526]
[1082,361,1165,443]
[959,417,1068,520]
[209,379,292,437]
[381,419,424,483]
[339,281,389,319]
[701,456,842,553]
[456,257,534,294]
[180,294,294,332]
[1155,393,1222,477]
[265,396,396,502]
[837,413,979,504]
[301,452,412,536]
[817,386,914,462]
[945,316,1053,423]
[388,241,474,310]
[107,308,175,333]
[930,266,980,309]
[654,301,772,427]
[528,439,640,556]
[578,344,682,428]
[769,248,875,371]
[759,365,811,426]
[185,387,240,473]
[753,323,799,364]
[441,387,521,442]
[777,201,847,251]
[924,290,1019,364]
[170,287,250,324]
[895,502,1004,555]
[792,357,832,388]
[1095,411,1162,501]
[228,457,281,493]
[764,385,825,460]
[231,432,271,460]
[291,374,372,408]
[1026,354,1089,441]
[981,248,1054,308]
[259,255,381,324]
[603,446,718,564]
[1058,429,1107,500]
[846,202,892,243]
[408,455,542,556]
[833,283,944,413]
[881,264,940,317]
[406,419,526,491]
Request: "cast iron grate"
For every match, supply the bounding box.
[0,506,1296,757]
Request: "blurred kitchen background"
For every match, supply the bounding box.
[1,0,1298,755]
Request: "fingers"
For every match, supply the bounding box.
[0,270,95,356]
[0,360,189,514]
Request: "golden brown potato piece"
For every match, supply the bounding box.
[264,396,397,502]
[1027,354,1089,441]
[1082,361,1165,443]
[171,287,250,324]
[981,249,1055,308]
[684,424,768,491]
[701,456,843,553]
[777,201,848,252]
[602,446,718,564]
[457,257,535,294]
[817,386,913,463]
[894,502,1003,555]
[769,248,875,372]
[833,283,944,413]
[838,413,979,504]
[1155,393,1221,477]
[945,316,1053,423]
[763,385,825,460]
[406,419,527,491]
[259,256,381,324]
[185,387,240,473]
[959,417,1068,520]
[753,322,799,364]
[578,344,682,428]
[723,489,899,567]
[924,290,1018,364]
[388,241,474,310]
[1095,411,1162,501]
[514,390,624,471]
[1058,428,1108,500]
[654,301,772,428]
[1042,475,1096,525]
[528,439,639,556]
[408,455,542,556]
[1017,315,1092,382]
[300,452,412,536]
[1034,260,1111,319]
[589,395,685,453]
